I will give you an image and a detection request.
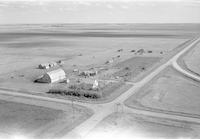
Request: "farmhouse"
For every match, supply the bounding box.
[38,63,50,69]
[38,61,58,69]
[36,69,66,83]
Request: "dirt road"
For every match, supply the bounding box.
[173,61,200,82]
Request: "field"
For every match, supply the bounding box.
[85,112,198,139]
[183,42,200,75]
[0,98,93,139]
[0,25,189,101]
[0,26,188,75]
[125,66,200,117]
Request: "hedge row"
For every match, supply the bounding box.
[47,88,102,99]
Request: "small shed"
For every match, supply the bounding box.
[57,60,64,65]
[105,59,114,64]
[117,49,123,52]
[36,69,66,83]
[80,70,98,77]
[92,80,99,89]
[48,62,57,68]
[73,69,79,72]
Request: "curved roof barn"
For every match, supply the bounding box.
[37,69,66,83]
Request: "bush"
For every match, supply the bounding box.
[125,67,130,70]
[69,84,80,90]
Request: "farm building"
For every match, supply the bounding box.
[38,63,50,69]
[49,62,57,68]
[105,59,114,64]
[57,60,64,65]
[92,80,99,89]
[80,70,98,77]
[73,69,79,72]
[38,61,58,69]
[36,69,66,83]
[137,49,145,55]
[117,49,123,52]
[80,79,99,90]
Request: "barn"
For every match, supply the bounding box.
[36,69,66,83]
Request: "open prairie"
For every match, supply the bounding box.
[0,24,192,74]
[0,95,93,139]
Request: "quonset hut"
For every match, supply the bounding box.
[36,69,66,83]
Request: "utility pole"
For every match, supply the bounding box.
[72,85,77,124]
[114,102,121,125]
[71,98,75,124]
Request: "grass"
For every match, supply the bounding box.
[113,57,161,81]
[0,100,63,135]
[125,66,200,117]
[0,30,187,74]
[0,99,93,138]
[86,112,197,139]
[183,42,200,76]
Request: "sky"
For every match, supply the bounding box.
[0,0,200,24]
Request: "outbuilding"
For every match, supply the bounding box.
[137,49,145,55]
[80,70,98,77]
[36,69,66,83]
[92,80,99,89]
[105,59,114,64]
[49,62,57,68]
[81,79,99,90]
[38,63,50,69]
[57,60,64,65]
